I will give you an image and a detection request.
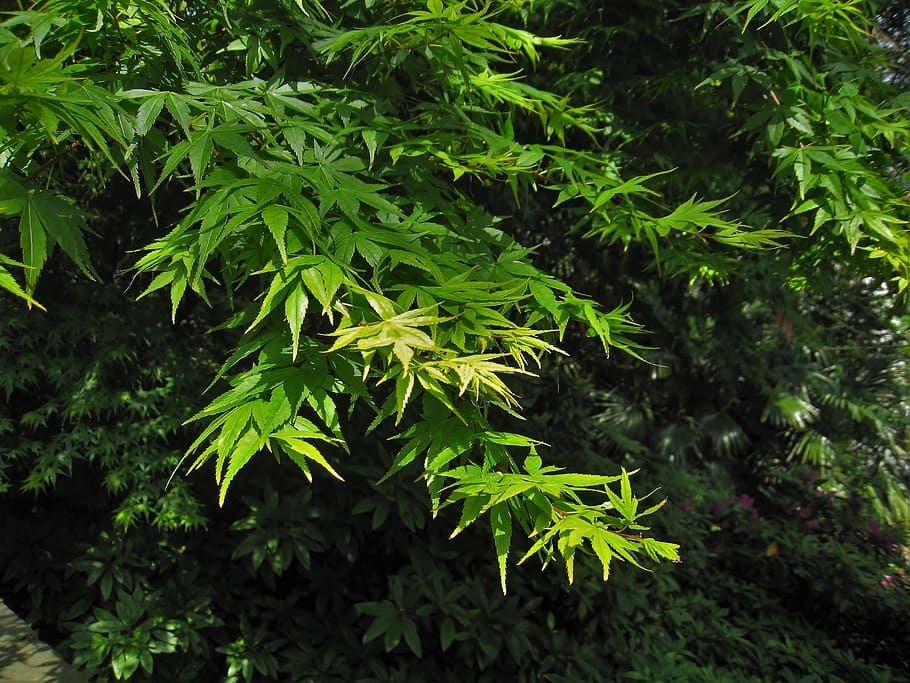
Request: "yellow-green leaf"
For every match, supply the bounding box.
[285,281,309,360]
[263,205,289,263]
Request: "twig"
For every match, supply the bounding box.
[24,141,81,182]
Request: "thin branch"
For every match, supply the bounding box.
[24,141,81,182]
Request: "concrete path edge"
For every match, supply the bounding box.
[0,599,87,683]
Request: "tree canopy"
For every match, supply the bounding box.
[1,0,909,681]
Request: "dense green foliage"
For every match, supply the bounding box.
[1,0,909,681]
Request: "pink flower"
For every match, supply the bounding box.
[799,466,817,482]
[739,494,754,509]
[881,580,889,588]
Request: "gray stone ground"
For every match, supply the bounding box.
[0,600,86,683]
